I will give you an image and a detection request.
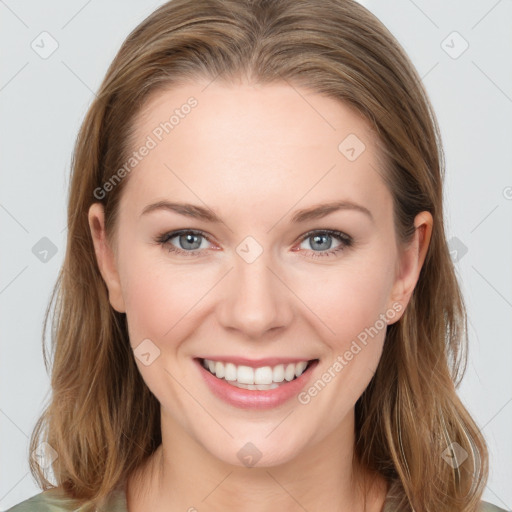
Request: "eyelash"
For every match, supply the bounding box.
[154,229,353,259]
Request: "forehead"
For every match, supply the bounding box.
[121,81,391,224]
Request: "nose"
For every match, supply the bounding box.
[216,249,293,339]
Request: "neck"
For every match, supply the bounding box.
[126,407,388,512]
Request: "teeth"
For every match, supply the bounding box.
[273,364,285,382]
[224,362,237,381]
[237,365,254,384]
[201,358,311,386]
[229,381,280,390]
[255,366,273,385]
[284,363,296,381]
[295,361,308,377]
[215,361,225,379]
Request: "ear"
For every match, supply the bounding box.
[88,203,126,313]
[387,211,433,323]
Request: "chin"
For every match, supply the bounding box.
[201,429,310,469]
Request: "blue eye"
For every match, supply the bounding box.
[156,230,212,257]
[155,229,353,259]
[298,230,352,258]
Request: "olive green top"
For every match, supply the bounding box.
[6,483,509,511]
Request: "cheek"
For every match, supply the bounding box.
[118,251,218,409]
[118,243,220,349]
[294,267,392,425]
[293,259,394,348]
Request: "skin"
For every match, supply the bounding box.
[89,80,432,512]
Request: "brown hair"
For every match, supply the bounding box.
[29,1,488,510]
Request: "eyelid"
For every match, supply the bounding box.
[297,228,352,244]
[155,228,218,255]
[294,229,353,259]
[158,228,213,244]
[155,228,353,258]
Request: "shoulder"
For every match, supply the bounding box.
[383,493,508,512]
[479,501,509,512]
[6,485,127,512]
[5,490,77,512]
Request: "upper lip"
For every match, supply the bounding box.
[196,356,318,368]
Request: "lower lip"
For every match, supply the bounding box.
[195,358,319,410]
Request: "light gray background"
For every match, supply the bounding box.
[1,0,511,510]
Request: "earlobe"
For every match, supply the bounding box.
[387,211,433,321]
[88,203,126,313]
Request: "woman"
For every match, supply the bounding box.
[7,0,507,511]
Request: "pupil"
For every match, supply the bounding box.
[181,233,201,250]
[311,234,331,251]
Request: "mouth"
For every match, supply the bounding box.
[193,354,320,409]
[197,357,318,390]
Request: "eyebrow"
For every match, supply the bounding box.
[140,200,373,223]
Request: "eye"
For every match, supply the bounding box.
[155,229,213,257]
[155,228,353,259]
[296,229,353,259]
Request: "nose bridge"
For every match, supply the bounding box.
[217,238,292,337]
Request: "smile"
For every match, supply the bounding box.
[195,357,319,409]
[200,358,312,390]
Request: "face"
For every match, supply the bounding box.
[89,81,431,468]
